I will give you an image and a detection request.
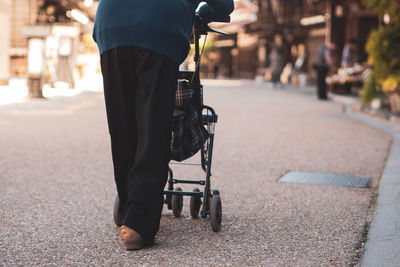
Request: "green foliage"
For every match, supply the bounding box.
[364,0,400,26]
[190,38,216,52]
[363,0,400,107]
[382,74,400,93]
[366,26,400,84]
[360,72,383,105]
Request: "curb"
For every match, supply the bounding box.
[340,102,400,267]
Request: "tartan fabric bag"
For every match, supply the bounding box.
[175,80,193,108]
[171,81,208,162]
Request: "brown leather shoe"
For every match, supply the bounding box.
[120,225,154,250]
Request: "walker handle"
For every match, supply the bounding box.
[209,16,231,23]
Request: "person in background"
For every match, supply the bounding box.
[313,42,336,100]
[289,44,307,85]
[294,44,307,73]
[269,46,284,87]
[93,0,234,250]
[341,38,357,68]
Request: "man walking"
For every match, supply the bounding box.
[314,42,336,100]
[93,0,234,250]
[341,39,357,68]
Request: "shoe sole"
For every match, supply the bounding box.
[124,239,154,250]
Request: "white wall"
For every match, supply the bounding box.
[0,0,11,81]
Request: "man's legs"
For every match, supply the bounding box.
[317,66,328,99]
[101,45,178,242]
[123,48,178,241]
[101,47,138,223]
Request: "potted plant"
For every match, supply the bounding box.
[382,75,400,113]
[363,0,400,113]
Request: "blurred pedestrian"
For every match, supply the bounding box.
[341,38,356,68]
[294,44,307,72]
[289,44,307,85]
[313,42,336,100]
[269,46,284,87]
[213,64,219,78]
[93,0,234,250]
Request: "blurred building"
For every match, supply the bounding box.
[215,0,378,80]
[10,0,38,78]
[0,0,11,84]
[213,0,258,78]
[300,0,378,77]
[4,0,96,90]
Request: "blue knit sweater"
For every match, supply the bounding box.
[93,0,234,64]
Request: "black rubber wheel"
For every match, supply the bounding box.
[166,195,172,210]
[210,195,222,232]
[113,195,121,227]
[190,188,202,219]
[172,187,183,217]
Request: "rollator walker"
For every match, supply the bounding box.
[114,14,230,232]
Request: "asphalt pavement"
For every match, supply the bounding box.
[0,80,394,266]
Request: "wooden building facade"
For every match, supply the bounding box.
[3,0,96,81]
[216,0,378,80]
[0,0,12,83]
[9,0,38,77]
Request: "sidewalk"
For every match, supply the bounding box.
[329,94,400,267]
[0,73,103,106]
[269,81,400,266]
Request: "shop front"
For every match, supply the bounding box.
[22,24,80,97]
[0,0,10,84]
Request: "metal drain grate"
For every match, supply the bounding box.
[278,172,371,188]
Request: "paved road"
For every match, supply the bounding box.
[0,81,392,266]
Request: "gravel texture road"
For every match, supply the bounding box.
[0,80,392,266]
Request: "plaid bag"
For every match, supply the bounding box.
[171,81,208,162]
[175,80,193,108]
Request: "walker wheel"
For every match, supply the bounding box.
[172,187,183,217]
[190,188,202,219]
[113,195,121,227]
[165,195,172,210]
[210,194,222,232]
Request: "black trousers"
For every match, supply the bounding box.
[316,65,328,99]
[100,46,178,240]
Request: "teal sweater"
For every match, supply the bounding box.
[93,0,234,64]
